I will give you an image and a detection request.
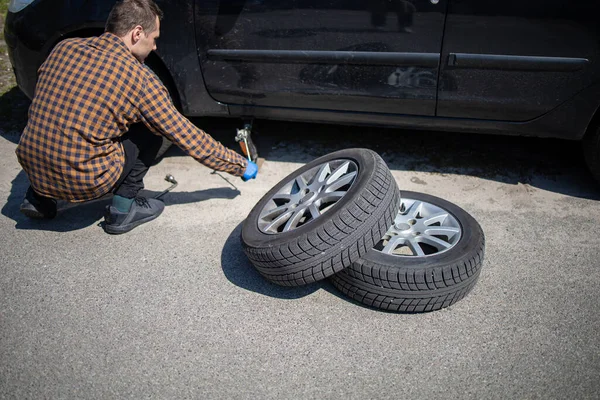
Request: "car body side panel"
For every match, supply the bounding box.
[229,80,600,140]
[193,0,447,116]
[4,0,600,141]
[438,0,600,121]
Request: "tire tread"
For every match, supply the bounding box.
[330,241,484,312]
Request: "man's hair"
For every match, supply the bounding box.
[105,0,163,36]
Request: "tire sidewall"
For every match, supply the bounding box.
[242,148,380,248]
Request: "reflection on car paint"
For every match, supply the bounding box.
[387,67,436,89]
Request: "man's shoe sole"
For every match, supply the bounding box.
[20,207,46,219]
[104,208,164,235]
[20,197,57,219]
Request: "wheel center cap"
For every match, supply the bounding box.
[394,222,412,231]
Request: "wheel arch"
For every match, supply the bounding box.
[47,27,182,110]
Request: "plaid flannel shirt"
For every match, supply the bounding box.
[16,32,247,202]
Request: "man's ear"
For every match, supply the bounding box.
[131,25,144,45]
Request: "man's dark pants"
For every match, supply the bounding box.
[26,124,163,214]
[112,124,163,199]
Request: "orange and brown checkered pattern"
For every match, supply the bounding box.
[16,32,247,202]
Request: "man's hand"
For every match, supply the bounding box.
[242,160,258,181]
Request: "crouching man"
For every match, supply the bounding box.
[15,0,257,234]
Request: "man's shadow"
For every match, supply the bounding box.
[220,222,323,299]
[3,170,240,232]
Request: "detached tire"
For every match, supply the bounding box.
[330,191,485,312]
[242,148,400,286]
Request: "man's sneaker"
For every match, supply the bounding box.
[20,186,57,219]
[103,196,164,234]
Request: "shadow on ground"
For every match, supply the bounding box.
[220,222,323,299]
[2,170,240,232]
[4,84,599,203]
[195,118,600,201]
[219,221,426,311]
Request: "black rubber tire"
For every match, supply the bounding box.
[242,148,400,286]
[583,125,600,184]
[330,191,485,313]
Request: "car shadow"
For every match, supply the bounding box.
[220,222,323,299]
[2,170,241,232]
[205,118,600,201]
[5,93,599,204]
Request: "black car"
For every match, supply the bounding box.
[5,0,600,181]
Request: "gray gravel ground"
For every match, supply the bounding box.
[1,120,599,399]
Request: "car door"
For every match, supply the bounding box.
[437,0,600,121]
[194,0,448,116]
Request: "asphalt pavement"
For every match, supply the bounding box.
[1,120,599,399]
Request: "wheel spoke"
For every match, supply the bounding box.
[381,236,404,255]
[295,176,308,191]
[424,212,449,226]
[326,171,357,192]
[308,163,331,186]
[282,208,307,232]
[264,210,294,232]
[326,161,351,185]
[319,191,346,203]
[424,227,460,239]
[406,238,426,256]
[261,204,289,220]
[308,204,320,219]
[403,200,424,218]
[420,234,452,251]
[272,193,292,203]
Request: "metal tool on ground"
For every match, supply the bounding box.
[211,170,239,191]
[154,174,178,199]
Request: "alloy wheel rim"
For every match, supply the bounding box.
[258,159,359,234]
[373,197,462,257]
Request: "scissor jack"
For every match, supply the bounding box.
[235,120,259,163]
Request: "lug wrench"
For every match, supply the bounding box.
[210,170,239,191]
[154,174,178,199]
